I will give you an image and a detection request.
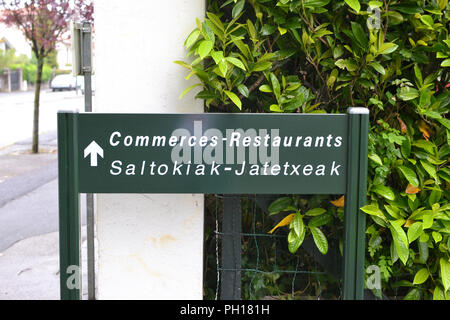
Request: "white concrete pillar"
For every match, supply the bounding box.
[93,0,205,299]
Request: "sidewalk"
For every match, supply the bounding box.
[0,133,87,300]
[0,231,88,300]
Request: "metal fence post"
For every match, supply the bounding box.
[221,196,242,300]
[58,111,81,300]
[343,107,369,300]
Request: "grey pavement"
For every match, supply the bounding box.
[0,132,87,299]
[0,132,57,213]
[0,131,59,251]
[0,230,88,300]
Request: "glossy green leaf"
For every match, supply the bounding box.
[420,160,438,180]
[232,0,245,19]
[261,24,277,36]
[390,222,409,265]
[351,22,368,48]
[404,288,420,300]
[247,19,257,40]
[231,37,252,59]
[268,197,292,214]
[440,258,450,292]
[421,212,434,229]
[361,204,388,222]
[420,15,434,27]
[308,213,333,227]
[197,40,214,59]
[310,226,328,254]
[418,241,429,264]
[179,83,201,99]
[237,84,249,98]
[413,140,435,154]
[270,104,283,112]
[292,211,304,237]
[398,166,419,187]
[184,29,201,48]
[368,152,383,165]
[252,61,272,72]
[269,73,281,103]
[224,90,242,109]
[398,87,419,101]
[288,223,306,253]
[407,222,423,243]
[344,0,360,12]
[432,231,442,243]
[305,208,327,216]
[206,12,224,31]
[385,205,405,219]
[226,57,246,70]
[372,185,396,201]
[304,0,331,7]
[259,84,273,93]
[369,62,385,75]
[378,42,399,55]
[218,60,228,77]
[401,138,411,158]
[413,268,430,285]
[210,51,224,64]
[433,286,445,300]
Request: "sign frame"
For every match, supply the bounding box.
[57,109,369,300]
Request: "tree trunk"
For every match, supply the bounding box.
[32,56,44,153]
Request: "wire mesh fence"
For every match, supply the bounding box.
[203,194,344,300]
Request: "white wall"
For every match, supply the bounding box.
[94,0,205,299]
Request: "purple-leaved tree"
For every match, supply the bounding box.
[1,0,93,153]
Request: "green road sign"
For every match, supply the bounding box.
[77,113,348,194]
[58,109,369,300]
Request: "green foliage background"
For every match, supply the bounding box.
[178,0,450,299]
[1,49,57,84]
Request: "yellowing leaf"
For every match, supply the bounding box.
[417,40,427,46]
[330,195,345,207]
[404,219,416,228]
[278,26,287,35]
[419,121,432,140]
[397,116,407,134]
[268,214,295,234]
[405,184,421,194]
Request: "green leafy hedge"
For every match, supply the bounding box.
[178,0,449,299]
[10,63,52,84]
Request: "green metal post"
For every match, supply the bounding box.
[58,111,81,300]
[355,111,369,299]
[343,107,369,300]
[343,111,359,300]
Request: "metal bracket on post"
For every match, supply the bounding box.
[58,111,81,300]
[72,22,93,76]
[221,196,242,300]
[343,107,369,300]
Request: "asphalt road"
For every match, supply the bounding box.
[0,90,84,252]
[0,89,83,150]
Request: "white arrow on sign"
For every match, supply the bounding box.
[84,141,104,167]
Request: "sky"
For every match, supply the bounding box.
[0,23,32,57]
